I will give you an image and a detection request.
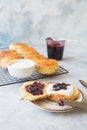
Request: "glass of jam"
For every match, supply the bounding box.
[46,37,65,60]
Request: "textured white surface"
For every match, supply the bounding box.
[0,42,87,130]
[0,0,87,46]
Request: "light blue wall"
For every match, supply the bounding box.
[0,0,87,46]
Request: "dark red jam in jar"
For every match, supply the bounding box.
[25,82,45,95]
[46,37,65,60]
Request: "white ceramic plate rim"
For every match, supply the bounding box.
[29,89,85,113]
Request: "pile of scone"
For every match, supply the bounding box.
[19,81,80,102]
[0,43,58,75]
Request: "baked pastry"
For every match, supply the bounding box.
[17,47,38,57]
[0,50,18,60]
[46,83,79,101]
[20,81,79,102]
[0,54,22,69]
[35,59,58,75]
[9,43,29,50]
[25,54,46,63]
[19,81,48,101]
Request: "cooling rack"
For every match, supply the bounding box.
[0,46,68,86]
[0,66,68,86]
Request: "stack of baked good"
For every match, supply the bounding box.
[0,42,59,75]
[19,81,80,102]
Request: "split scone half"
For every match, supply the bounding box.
[46,83,80,101]
[19,81,48,101]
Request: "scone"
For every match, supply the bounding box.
[19,81,48,101]
[25,54,46,63]
[0,50,18,60]
[0,54,22,69]
[9,43,29,50]
[17,47,38,57]
[46,82,79,101]
[35,59,58,75]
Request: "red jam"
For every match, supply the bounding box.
[58,100,64,106]
[25,82,45,95]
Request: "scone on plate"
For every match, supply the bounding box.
[46,82,79,101]
[19,81,48,101]
[35,59,58,75]
[19,81,80,103]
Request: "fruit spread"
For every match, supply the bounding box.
[46,83,74,96]
[25,82,45,95]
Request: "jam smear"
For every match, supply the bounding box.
[58,100,64,106]
[25,82,45,95]
[53,83,70,91]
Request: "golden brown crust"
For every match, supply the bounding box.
[17,47,38,57]
[25,54,46,63]
[0,50,18,60]
[9,43,29,50]
[48,86,79,101]
[19,81,48,101]
[35,59,58,75]
[0,54,22,69]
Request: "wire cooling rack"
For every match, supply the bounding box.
[0,66,68,86]
[0,46,68,86]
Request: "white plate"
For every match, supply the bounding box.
[30,89,85,112]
